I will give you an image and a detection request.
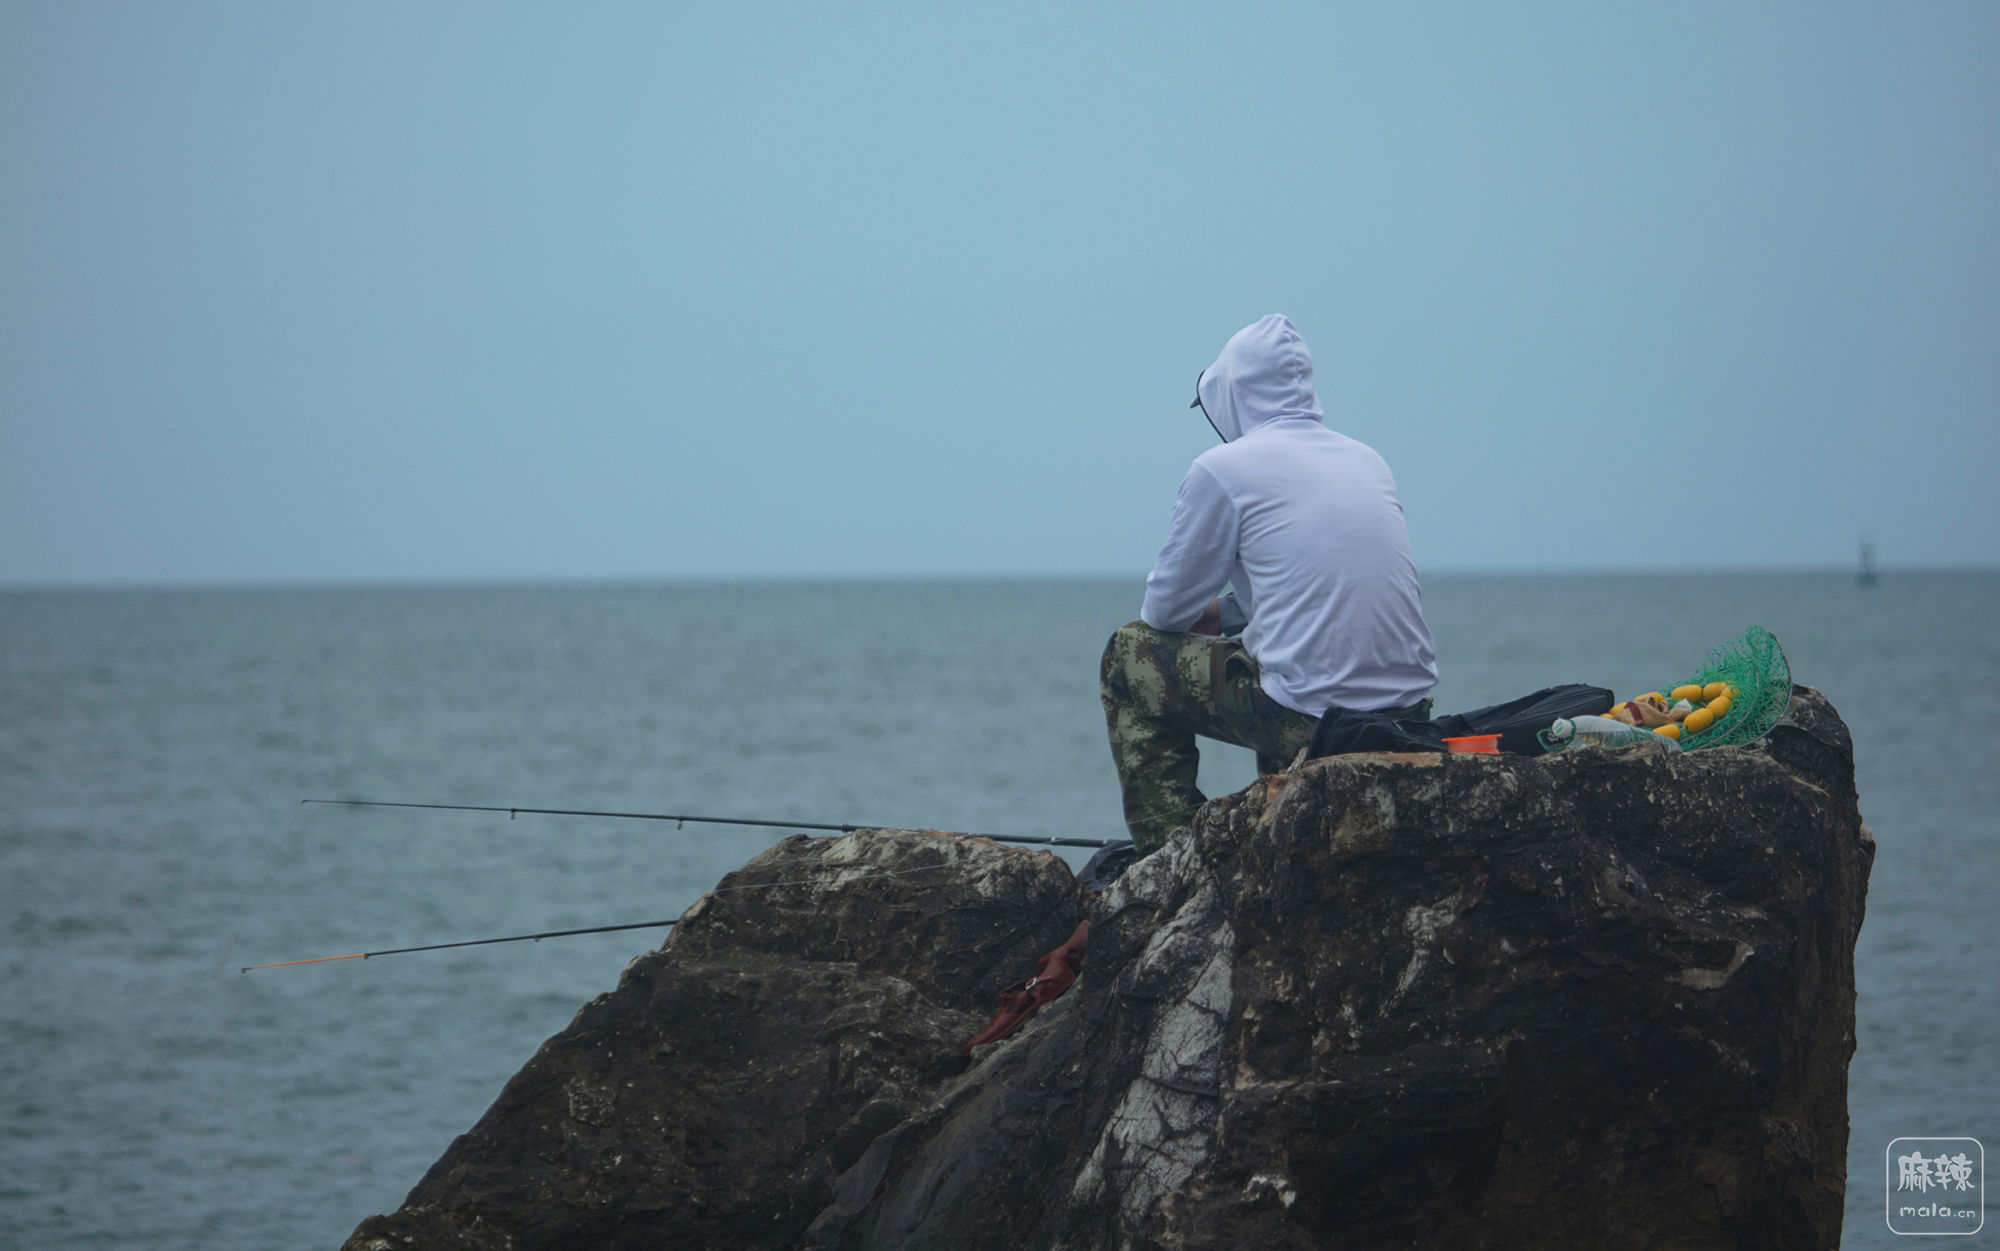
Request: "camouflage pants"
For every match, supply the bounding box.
[1099,621,1431,856]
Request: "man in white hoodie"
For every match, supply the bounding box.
[1101,314,1438,854]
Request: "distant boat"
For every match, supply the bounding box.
[1857,541,1878,588]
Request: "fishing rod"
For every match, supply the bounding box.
[240,918,675,973]
[300,798,1124,850]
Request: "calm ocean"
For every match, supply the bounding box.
[2,573,1994,1248]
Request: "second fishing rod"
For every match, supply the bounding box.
[253,801,1124,974]
[302,798,1129,850]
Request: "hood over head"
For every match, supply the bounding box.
[1191,314,1325,442]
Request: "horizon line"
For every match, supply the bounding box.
[3,562,1994,595]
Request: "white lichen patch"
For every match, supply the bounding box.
[1099,832,1201,914]
[1389,891,1465,1005]
[1365,783,1398,830]
[803,828,1042,894]
[1072,899,1235,1227]
[1073,1081,1216,1221]
[1327,806,1387,853]
[798,830,899,890]
[676,893,714,925]
[1143,938,1232,1087]
[1244,1173,1299,1208]
[820,834,874,864]
[1130,884,1223,983]
[962,861,1017,899]
[1672,940,1753,990]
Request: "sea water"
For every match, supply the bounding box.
[1,573,1994,1248]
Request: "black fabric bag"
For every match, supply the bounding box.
[1433,683,1615,755]
[1306,683,1613,761]
[1306,707,1451,757]
[1075,841,1138,892]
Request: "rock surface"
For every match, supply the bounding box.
[345,686,1871,1251]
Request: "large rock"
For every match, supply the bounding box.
[346,686,1871,1251]
[343,831,1091,1251]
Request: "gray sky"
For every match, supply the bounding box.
[5,2,1996,585]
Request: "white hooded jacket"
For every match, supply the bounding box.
[1140,314,1438,715]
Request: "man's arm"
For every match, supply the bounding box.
[1186,592,1249,636]
[1140,462,1239,633]
[1215,591,1248,635]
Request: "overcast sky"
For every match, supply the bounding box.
[4,2,1996,586]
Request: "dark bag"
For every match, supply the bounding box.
[1307,683,1613,761]
[1075,841,1138,892]
[1433,683,1615,755]
[1307,707,1451,757]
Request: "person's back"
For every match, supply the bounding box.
[1104,314,1437,852]
[1159,419,1435,716]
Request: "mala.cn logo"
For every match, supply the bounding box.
[1888,1138,1983,1236]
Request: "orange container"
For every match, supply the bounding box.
[1442,734,1501,755]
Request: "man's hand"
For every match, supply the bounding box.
[1190,598,1223,636]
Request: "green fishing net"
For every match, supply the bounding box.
[1669,625,1793,750]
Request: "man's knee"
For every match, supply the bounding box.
[1105,620,1158,652]
[1100,620,1156,698]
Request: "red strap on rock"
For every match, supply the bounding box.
[964,920,1088,1052]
